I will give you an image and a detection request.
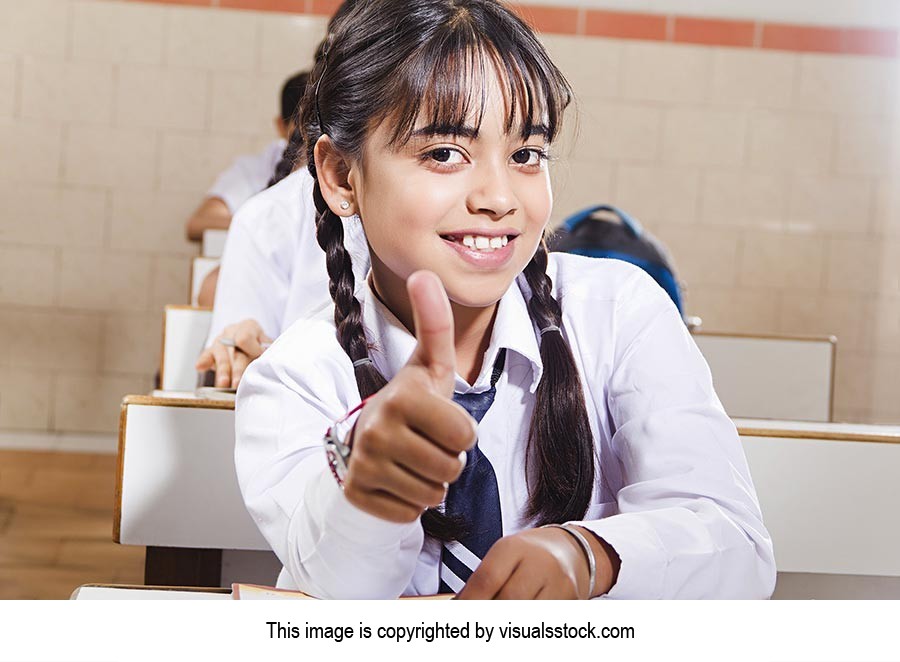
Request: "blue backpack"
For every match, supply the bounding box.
[548,205,684,315]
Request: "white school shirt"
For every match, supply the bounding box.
[207,139,287,214]
[206,168,369,346]
[234,254,776,599]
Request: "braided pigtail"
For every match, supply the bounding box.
[268,122,305,188]
[521,242,595,526]
[311,176,388,398]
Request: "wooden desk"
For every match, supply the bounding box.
[72,584,231,600]
[735,419,900,598]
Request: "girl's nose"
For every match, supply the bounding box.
[466,163,518,220]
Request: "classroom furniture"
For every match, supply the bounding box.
[159,306,212,393]
[201,229,228,259]
[189,257,220,306]
[115,397,900,597]
[693,332,835,422]
[115,395,280,587]
[72,584,231,600]
[737,418,900,598]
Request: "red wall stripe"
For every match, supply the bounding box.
[585,10,667,41]
[120,0,900,59]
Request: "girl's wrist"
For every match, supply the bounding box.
[571,525,620,598]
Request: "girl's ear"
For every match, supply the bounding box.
[314,135,356,217]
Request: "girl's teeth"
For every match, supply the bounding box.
[458,234,510,251]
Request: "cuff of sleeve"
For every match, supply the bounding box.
[574,514,668,599]
[313,468,422,549]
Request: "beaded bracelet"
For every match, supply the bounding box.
[542,523,596,599]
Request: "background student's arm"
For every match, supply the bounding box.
[185,197,232,242]
[197,196,291,387]
[577,268,776,599]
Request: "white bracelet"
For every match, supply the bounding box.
[543,523,596,599]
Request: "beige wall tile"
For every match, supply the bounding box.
[870,356,900,416]
[210,72,284,135]
[150,255,193,310]
[0,186,106,248]
[108,190,197,256]
[568,102,662,163]
[834,118,898,177]
[0,246,56,306]
[620,42,711,104]
[653,225,740,287]
[860,297,900,357]
[71,0,165,65]
[778,294,864,351]
[825,237,882,293]
[787,175,873,235]
[661,108,746,167]
[879,242,900,295]
[63,125,157,189]
[700,171,787,229]
[21,59,114,125]
[115,65,208,131]
[0,0,68,57]
[0,369,51,431]
[684,286,780,335]
[0,310,102,371]
[874,180,900,236]
[833,350,875,412]
[0,55,16,118]
[58,250,152,312]
[708,49,796,108]
[0,119,62,184]
[101,312,161,375]
[739,231,826,290]
[259,13,326,76]
[541,35,620,101]
[158,132,255,193]
[747,110,834,173]
[613,164,700,225]
[794,54,897,117]
[53,374,149,434]
[549,159,614,225]
[165,6,259,73]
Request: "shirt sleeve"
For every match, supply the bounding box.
[234,325,424,599]
[207,141,283,214]
[573,270,776,599]
[205,195,292,345]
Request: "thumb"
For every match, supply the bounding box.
[406,270,456,396]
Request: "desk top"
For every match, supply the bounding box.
[72,584,231,600]
[735,418,900,444]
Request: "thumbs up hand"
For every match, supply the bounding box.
[342,271,477,523]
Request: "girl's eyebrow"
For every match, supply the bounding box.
[410,123,551,140]
[411,123,479,139]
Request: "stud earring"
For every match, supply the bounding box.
[340,201,350,211]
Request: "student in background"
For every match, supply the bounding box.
[235,0,775,599]
[185,71,310,243]
[196,1,366,388]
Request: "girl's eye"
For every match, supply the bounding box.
[426,148,465,165]
[511,148,546,167]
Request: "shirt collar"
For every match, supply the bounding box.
[361,275,543,395]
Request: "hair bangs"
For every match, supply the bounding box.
[382,12,572,148]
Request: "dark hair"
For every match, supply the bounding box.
[280,71,310,123]
[268,0,364,188]
[305,0,595,534]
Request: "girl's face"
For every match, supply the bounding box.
[348,69,553,314]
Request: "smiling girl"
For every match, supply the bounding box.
[235,0,775,599]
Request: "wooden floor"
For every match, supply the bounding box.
[0,450,144,599]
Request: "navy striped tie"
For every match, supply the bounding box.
[438,350,505,594]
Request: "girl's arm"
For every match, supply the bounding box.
[234,323,425,599]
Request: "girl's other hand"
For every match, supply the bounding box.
[195,318,274,389]
[456,527,619,599]
[343,271,476,523]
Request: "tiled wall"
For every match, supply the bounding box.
[0,0,898,434]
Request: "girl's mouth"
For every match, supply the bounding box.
[439,232,518,268]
